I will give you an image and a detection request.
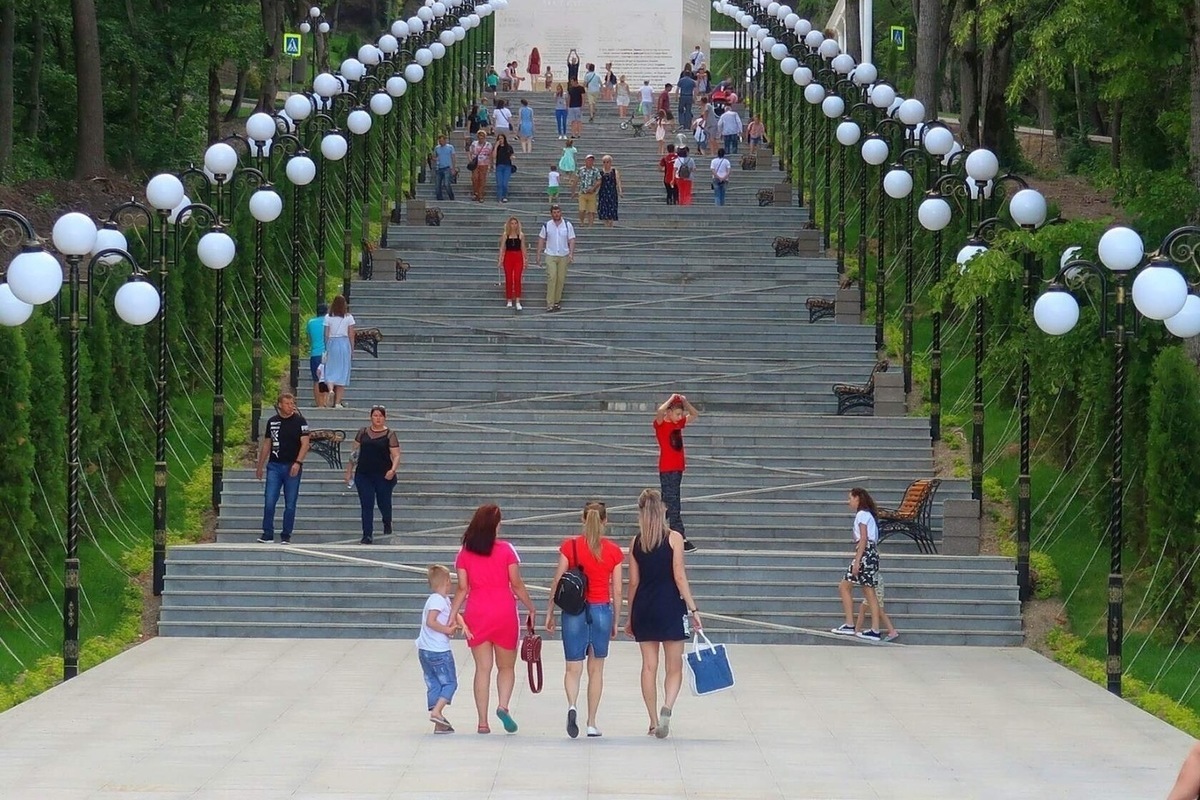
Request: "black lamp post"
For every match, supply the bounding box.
[2,207,163,680]
[1034,224,1200,695]
[298,6,330,86]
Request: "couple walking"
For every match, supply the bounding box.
[444,492,700,739]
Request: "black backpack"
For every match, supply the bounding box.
[553,539,589,616]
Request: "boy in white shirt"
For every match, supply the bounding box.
[547,165,561,208]
[417,565,468,733]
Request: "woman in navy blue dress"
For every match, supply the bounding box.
[626,488,701,739]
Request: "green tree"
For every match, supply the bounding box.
[1145,345,1200,635]
[21,311,65,562]
[0,325,38,603]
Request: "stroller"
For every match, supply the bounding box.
[619,117,646,137]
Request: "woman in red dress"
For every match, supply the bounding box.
[527,47,541,89]
[496,216,527,311]
[449,504,537,734]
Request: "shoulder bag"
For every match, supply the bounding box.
[520,612,543,693]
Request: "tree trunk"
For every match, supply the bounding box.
[1110,100,1122,171]
[225,66,248,121]
[207,65,222,144]
[25,4,45,140]
[0,0,14,178]
[844,0,861,62]
[914,0,941,116]
[71,0,106,177]
[1190,0,1200,198]
[980,21,1015,161]
[1073,63,1087,135]
[257,0,284,112]
[1036,83,1053,131]
[958,1,981,149]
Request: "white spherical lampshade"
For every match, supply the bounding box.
[923,125,955,156]
[793,66,812,86]
[832,53,855,74]
[318,21,329,33]
[378,33,398,54]
[965,148,999,181]
[821,95,845,118]
[146,173,185,211]
[370,92,394,115]
[430,42,447,60]
[1165,295,1200,338]
[321,133,348,161]
[52,212,99,255]
[299,20,311,33]
[339,57,365,81]
[870,83,895,109]
[1034,290,1080,335]
[771,42,789,60]
[818,38,839,59]
[357,44,380,66]
[249,188,284,222]
[347,109,373,134]
[795,18,812,35]
[781,57,798,75]
[440,29,456,47]
[0,284,34,326]
[405,63,425,83]
[433,0,448,15]
[1132,263,1188,320]
[286,154,317,186]
[762,36,777,52]
[883,169,913,199]
[747,23,761,38]
[918,197,952,231]
[7,247,63,304]
[92,226,128,265]
[453,25,466,40]
[861,137,889,165]
[1009,189,1047,228]
[114,277,160,326]
[897,98,925,125]
[804,83,825,104]
[387,76,409,97]
[168,196,192,225]
[417,4,433,21]
[853,62,878,85]
[767,1,781,14]
[416,48,434,66]
[284,93,313,122]
[1097,226,1144,272]
[313,72,340,98]
[804,30,823,49]
[204,142,239,178]
[308,6,320,17]
[836,120,860,146]
[391,18,408,36]
[784,12,799,27]
[246,112,276,141]
[197,230,236,270]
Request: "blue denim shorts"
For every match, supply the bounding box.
[418,648,458,710]
[561,602,614,661]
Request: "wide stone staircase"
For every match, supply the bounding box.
[160,90,1021,646]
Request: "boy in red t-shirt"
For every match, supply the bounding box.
[654,393,700,552]
[659,144,678,205]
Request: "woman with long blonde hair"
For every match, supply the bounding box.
[545,501,624,738]
[625,488,701,739]
[496,216,526,311]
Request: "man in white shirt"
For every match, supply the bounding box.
[536,204,577,312]
[718,107,743,155]
[638,80,655,120]
[690,45,705,69]
[583,63,602,121]
[710,147,732,206]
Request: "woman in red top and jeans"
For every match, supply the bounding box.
[545,501,624,739]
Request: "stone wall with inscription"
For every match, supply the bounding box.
[494,0,707,90]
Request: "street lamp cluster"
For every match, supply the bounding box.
[0,0,510,681]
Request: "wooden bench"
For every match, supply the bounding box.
[805,297,835,323]
[833,359,888,415]
[354,327,383,358]
[877,478,942,554]
[306,429,346,469]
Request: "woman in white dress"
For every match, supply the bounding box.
[323,293,356,408]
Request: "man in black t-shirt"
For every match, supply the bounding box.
[255,393,311,543]
[566,80,585,137]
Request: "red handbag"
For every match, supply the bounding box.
[520,612,543,693]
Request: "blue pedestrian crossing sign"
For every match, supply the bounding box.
[284,33,302,58]
[890,26,906,51]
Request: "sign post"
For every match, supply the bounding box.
[890,25,906,51]
[284,33,302,58]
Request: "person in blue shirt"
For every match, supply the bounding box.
[676,68,697,129]
[306,303,328,407]
[434,135,457,200]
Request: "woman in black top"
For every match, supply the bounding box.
[493,133,516,203]
[496,216,527,310]
[343,405,401,544]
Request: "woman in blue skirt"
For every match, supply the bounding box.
[323,294,355,408]
[625,488,701,739]
[518,98,535,154]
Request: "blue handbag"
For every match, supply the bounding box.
[685,631,735,696]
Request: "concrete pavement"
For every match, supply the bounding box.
[0,637,1189,799]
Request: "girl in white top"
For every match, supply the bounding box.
[616,76,631,118]
[831,487,886,641]
[492,99,514,132]
[322,293,355,408]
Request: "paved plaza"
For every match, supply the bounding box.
[0,638,1190,799]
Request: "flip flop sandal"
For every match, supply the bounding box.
[496,707,518,733]
[434,723,454,734]
[477,724,491,734]
[430,714,451,726]
[655,707,672,739]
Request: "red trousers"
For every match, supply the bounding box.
[503,250,525,299]
[678,178,693,205]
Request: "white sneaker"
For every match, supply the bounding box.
[515,302,523,311]
[831,624,856,635]
[506,300,513,307]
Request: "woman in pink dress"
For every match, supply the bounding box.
[448,504,537,734]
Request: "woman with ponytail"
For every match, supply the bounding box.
[545,501,624,738]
